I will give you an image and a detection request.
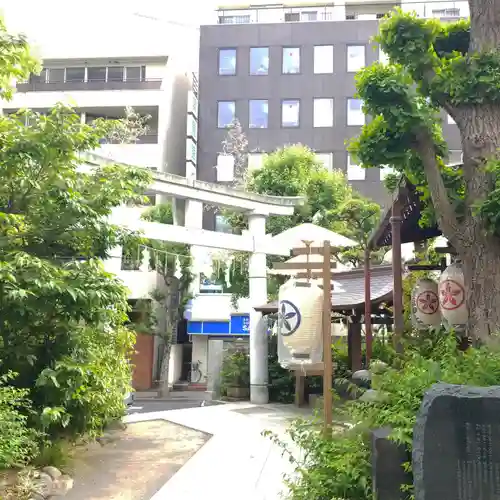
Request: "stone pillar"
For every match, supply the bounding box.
[248,212,269,404]
[206,339,224,400]
[80,112,86,124]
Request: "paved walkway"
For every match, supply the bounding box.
[124,401,310,500]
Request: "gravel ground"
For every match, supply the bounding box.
[65,419,209,500]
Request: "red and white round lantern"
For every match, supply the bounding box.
[412,278,441,327]
[439,262,468,327]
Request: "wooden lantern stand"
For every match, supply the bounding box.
[273,240,335,434]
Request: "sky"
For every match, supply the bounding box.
[0,0,221,63]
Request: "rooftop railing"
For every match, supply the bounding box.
[214,1,468,24]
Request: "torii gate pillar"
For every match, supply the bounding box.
[248,211,269,404]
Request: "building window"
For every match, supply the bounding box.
[217,101,236,128]
[65,67,85,82]
[47,68,64,83]
[314,98,334,127]
[219,14,251,24]
[87,67,106,82]
[125,66,143,81]
[215,214,233,233]
[219,49,237,75]
[188,91,198,117]
[347,155,365,180]
[314,45,334,74]
[249,100,269,128]
[380,165,395,180]
[282,100,300,127]
[187,114,198,141]
[186,138,197,164]
[30,69,47,84]
[347,98,365,126]
[447,114,456,124]
[316,153,333,171]
[432,8,460,17]
[285,12,300,22]
[283,47,300,74]
[302,11,318,21]
[347,45,365,72]
[107,66,124,81]
[248,153,265,171]
[250,47,269,75]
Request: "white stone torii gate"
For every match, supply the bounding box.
[81,152,304,404]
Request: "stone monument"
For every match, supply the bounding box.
[372,427,412,500]
[413,383,500,500]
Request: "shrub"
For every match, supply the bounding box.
[35,324,135,438]
[0,373,41,468]
[221,347,250,394]
[271,331,500,500]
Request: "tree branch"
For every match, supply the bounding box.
[414,128,466,251]
[421,68,462,123]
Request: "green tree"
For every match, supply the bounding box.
[225,144,354,236]
[0,102,152,438]
[140,204,193,397]
[318,196,385,267]
[349,7,500,340]
[105,106,152,144]
[0,17,38,100]
[223,144,382,301]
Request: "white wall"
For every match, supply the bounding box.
[191,336,209,382]
[145,64,168,80]
[3,89,164,110]
[168,344,184,386]
[158,58,190,176]
[98,144,162,169]
[115,270,158,299]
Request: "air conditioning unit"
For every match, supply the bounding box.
[216,154,235,182]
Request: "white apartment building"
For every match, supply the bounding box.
[1,55,193,175]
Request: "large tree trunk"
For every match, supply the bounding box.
[429,0,500,340]
[461,233,500,341]
[158,341,172,398]
[157,275,179,398]
[458,102,500,341]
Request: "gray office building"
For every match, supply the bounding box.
[197,2,462,230]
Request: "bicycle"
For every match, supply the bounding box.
[187,360,203,384]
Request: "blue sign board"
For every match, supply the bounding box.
[230,314,250,335]
[187,314,250,336]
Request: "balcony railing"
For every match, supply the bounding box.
[16,78,163,93]
[99,134,159,145]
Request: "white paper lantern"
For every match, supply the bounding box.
[439,262,468,327]
[412,278,441,327]
[277,279,323,363]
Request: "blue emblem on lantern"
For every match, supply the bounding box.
[278,300,301,336]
